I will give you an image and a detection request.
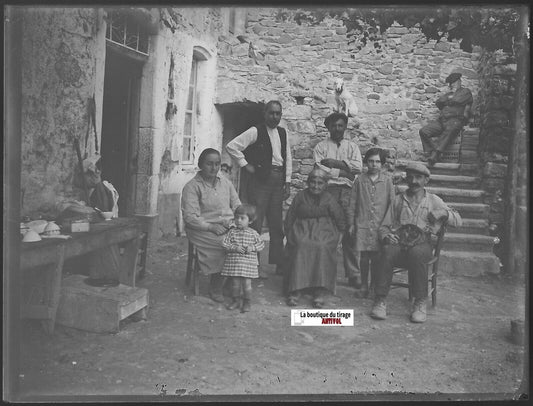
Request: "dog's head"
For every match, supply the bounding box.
[334,78,344,93]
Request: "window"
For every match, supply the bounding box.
[106,12,149,55]
[182,58,198,163]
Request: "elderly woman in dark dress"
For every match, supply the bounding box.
[284,168,345,308]
[181,148,241,302]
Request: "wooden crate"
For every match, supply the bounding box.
[55,274,148,333]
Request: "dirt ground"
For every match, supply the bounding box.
[18,235,527,401]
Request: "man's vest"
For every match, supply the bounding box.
[243,124,287,180]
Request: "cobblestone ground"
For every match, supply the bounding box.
[18,235,527,401]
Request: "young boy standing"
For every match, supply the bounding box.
[347,148,395,298]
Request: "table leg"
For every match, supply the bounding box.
[119,236,140,287]
[48,245,65,334]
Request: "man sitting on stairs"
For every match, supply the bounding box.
[370,162,462,323]
[419,72,473,167]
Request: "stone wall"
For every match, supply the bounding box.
[18,6,227,237]
[20,8,104,217]
[216,8,481,202]
[476,49,516,225]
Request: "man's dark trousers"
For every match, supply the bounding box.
[419,117,464,153]
[374,241,433,299]
[248,168,284,265]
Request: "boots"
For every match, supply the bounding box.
[227,298,241,310]
[428,150,440,167]
[370,297,387,320]
[411,298,427,323]
[208,273,225,303]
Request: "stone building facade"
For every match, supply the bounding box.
[17,7,523,247]
[216,8,481,204]
[19,7,233,239]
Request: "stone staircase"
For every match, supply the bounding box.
[396,127,501,277]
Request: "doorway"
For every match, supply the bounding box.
[218,102,264,203]
[100,47,143,217]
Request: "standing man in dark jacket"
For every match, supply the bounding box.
[419,72,473,166]
[226,101,292,277]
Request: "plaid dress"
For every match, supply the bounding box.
[221,227,265,278]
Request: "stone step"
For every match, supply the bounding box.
[447,202,490,219]
[460,150,478,163]
[395,174,479,188]
[462,127,480,136]
[439,251,501,276]
[461,144,478,152]
[395,160,479,176]
[459,163,481,176]
[442,232,496,252]
[454,218,489,235]
[427,174,480,188]
[396,174,480,188]
[461,137,479,145]
[396,185,485,203]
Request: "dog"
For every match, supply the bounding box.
[334,78,359,117]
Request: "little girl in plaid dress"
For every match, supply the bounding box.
[221,204,265,312]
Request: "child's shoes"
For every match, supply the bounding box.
[241,299,251,313]
[227,298,241,310]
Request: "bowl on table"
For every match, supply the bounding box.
[22,229,42,242]
[43,221,61,236]
[101,211,114,221]
[27,219,48,234]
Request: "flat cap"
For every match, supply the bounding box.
[445,72,462,84]
[405,162,430,177]
[324,112,348,127]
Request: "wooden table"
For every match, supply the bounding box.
[20,217,142,333]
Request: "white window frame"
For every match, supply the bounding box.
[182,58,198,163]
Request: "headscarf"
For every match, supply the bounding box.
[308,167,330,182]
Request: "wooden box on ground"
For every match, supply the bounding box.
[55,274,149,333]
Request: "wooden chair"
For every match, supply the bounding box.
[185,241,200,295]
[390,222,447,307]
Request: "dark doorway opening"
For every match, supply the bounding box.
[101,47,143,217]
[218,102,264,203]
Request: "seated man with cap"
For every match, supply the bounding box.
[370,162,462,323]
[419,72,473,166]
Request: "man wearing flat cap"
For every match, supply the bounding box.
[370,162,462,323]
[313,112,363,288]
[419,72,473,166]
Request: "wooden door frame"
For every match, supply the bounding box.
[102,44,145,217]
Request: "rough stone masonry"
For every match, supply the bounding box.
[216,8,481,203]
